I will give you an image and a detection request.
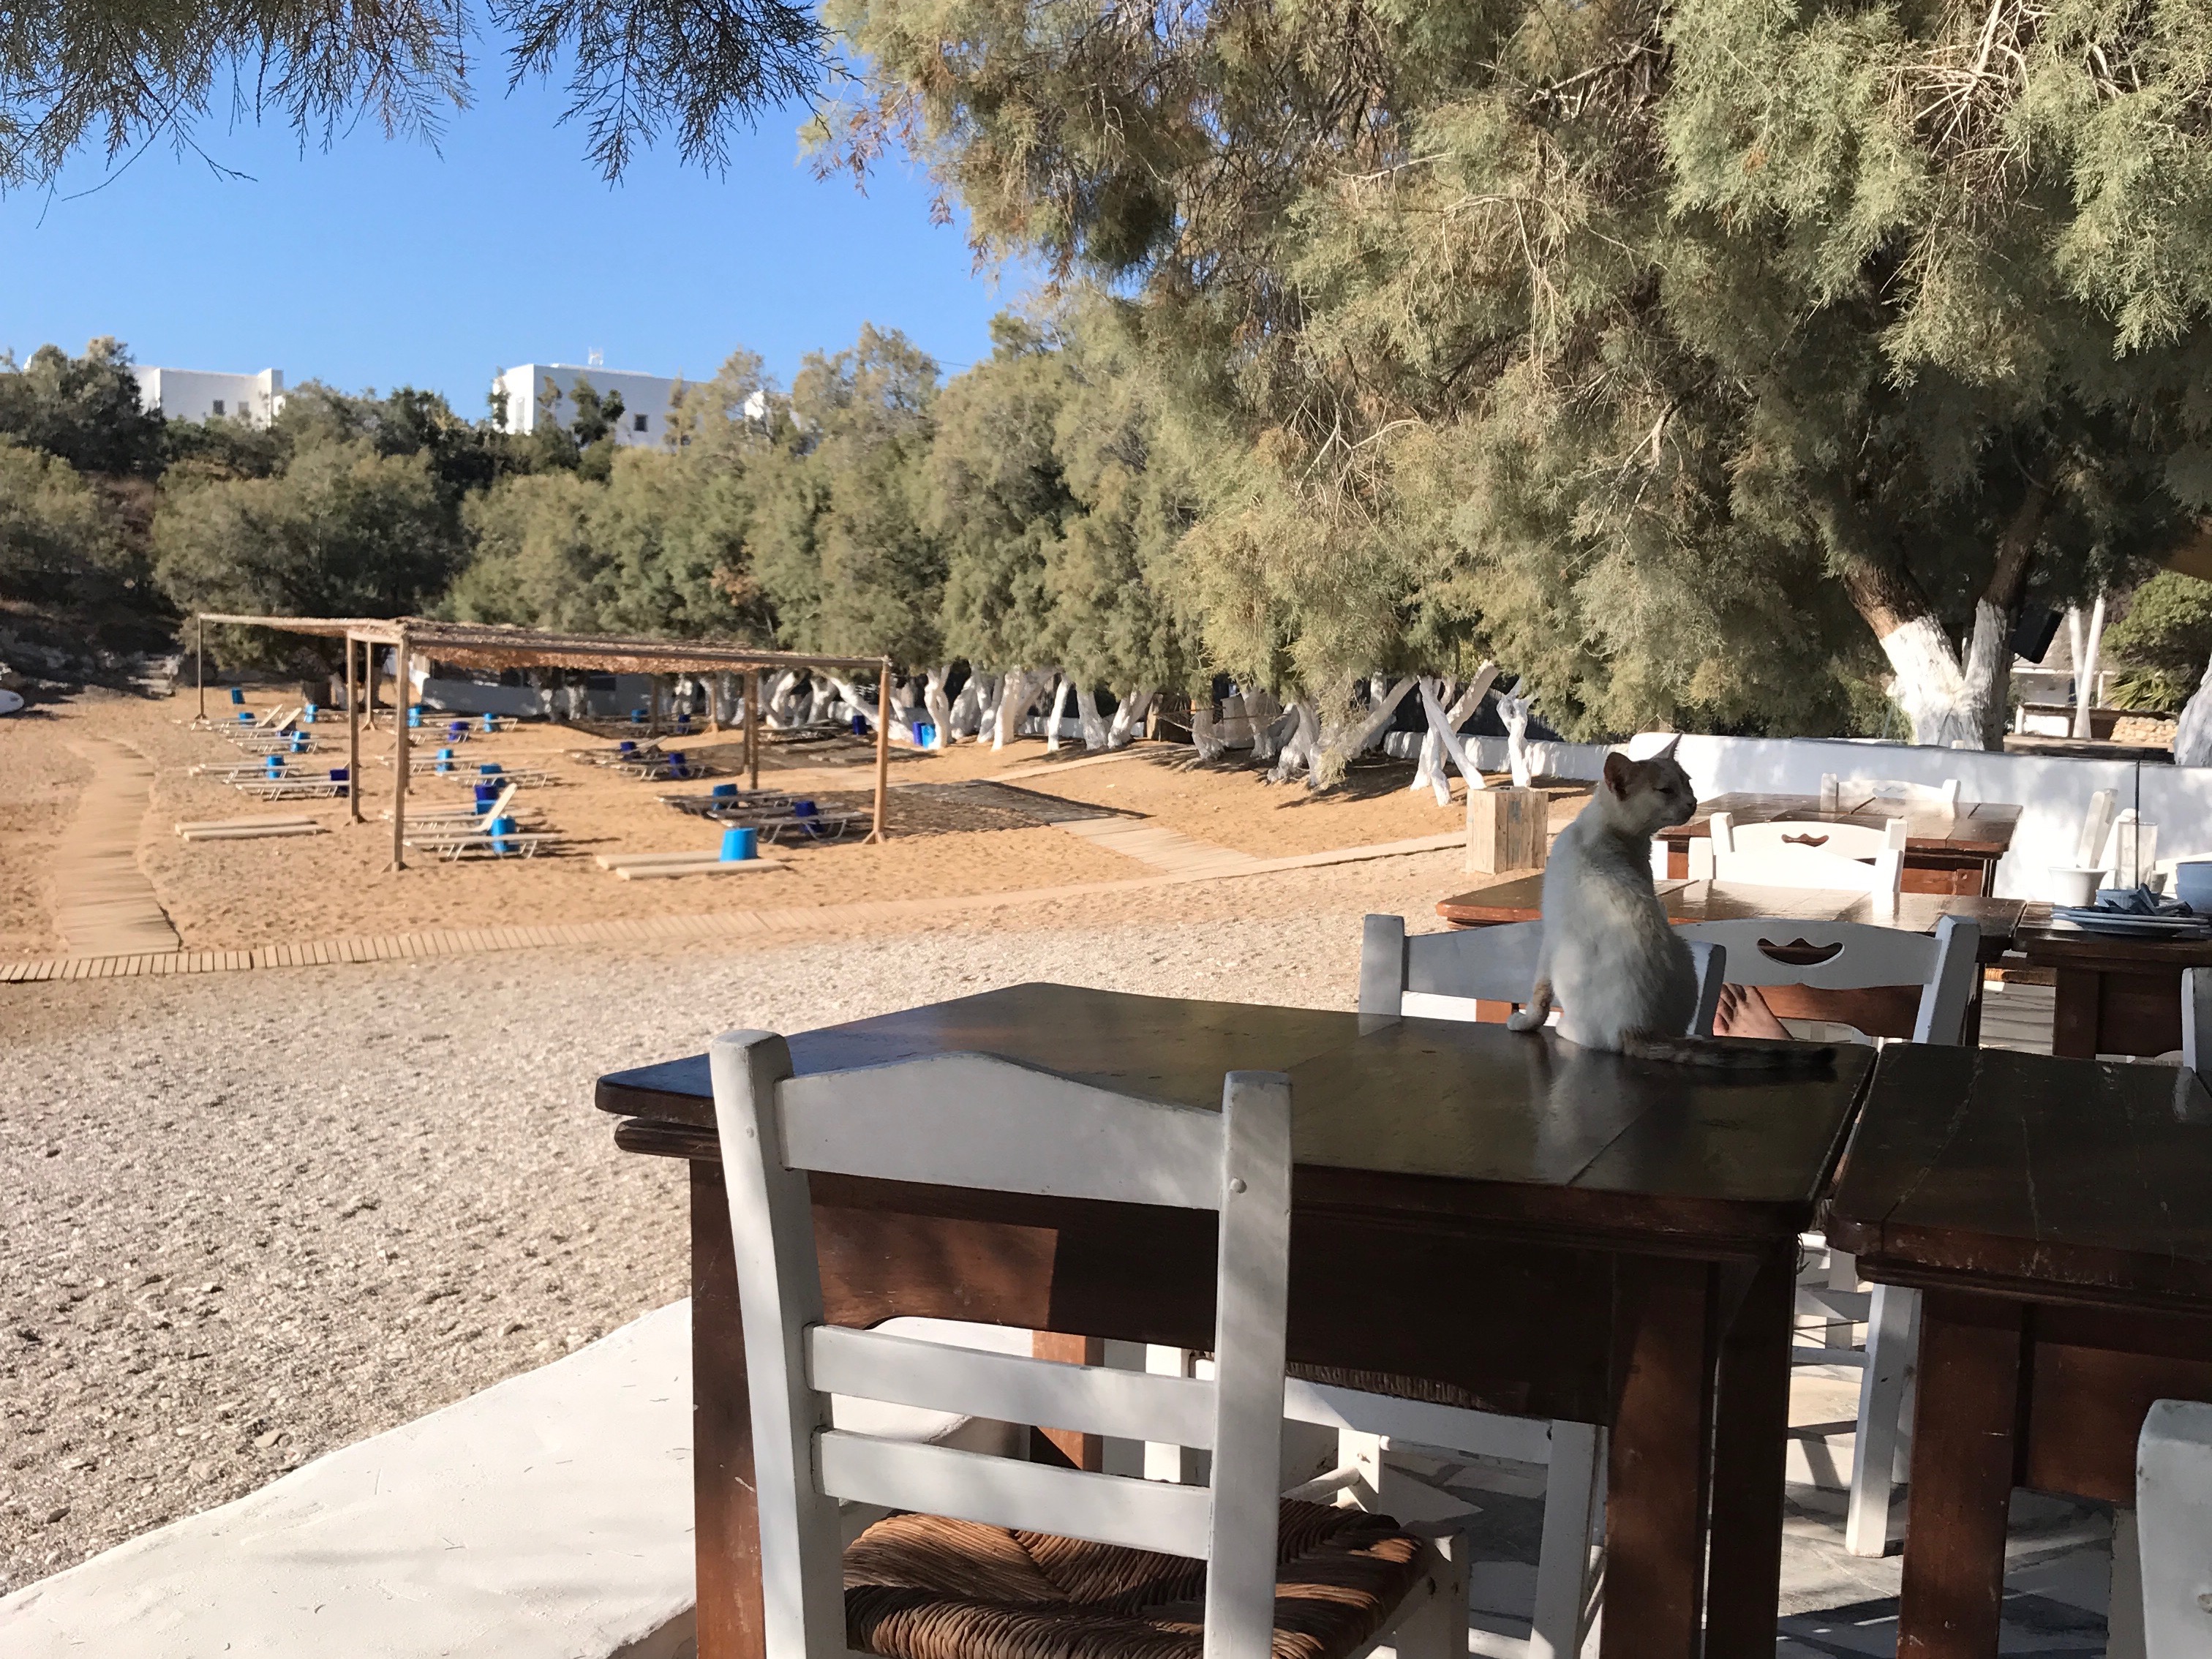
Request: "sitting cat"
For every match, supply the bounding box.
[1508,738,1832,1070]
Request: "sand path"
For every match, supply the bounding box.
[50,740,180,955]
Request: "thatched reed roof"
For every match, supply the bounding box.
[195,615,888,677]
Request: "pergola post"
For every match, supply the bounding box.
[748,669,761,792]
[195,615,206,721]
[390,631,410,870]
[870,659,892,843]
[346,636,362,825]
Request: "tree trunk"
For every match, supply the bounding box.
[1077,685,1112,751]
[1107,687,1156,749]
[1831,481,2050,749]
[1413,666,1497,805]
[1268,701,1321,784]
[1192,696,1225,761]
[2070,592,2107,740]
[1245,688,1285,761]
[1045,677,1072,752]
[922,665,954,749]
[2176,651,2212,766]
[993,669,1044,749]
[1497,685,1537,789]
[764,669,803,729]
[966,672,1004,742]
[948,672,987,740]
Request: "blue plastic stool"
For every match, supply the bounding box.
[229,687,244,707]
[617,740,636,754]
[304,703,318,724]
[481,713,497,733]
[712,783,737,799]
[489,815,517,855]
[721,827,759,862]
[478,762,503,776]
[407,707,422,729]
[473,784,499,809]
[435,746,454,775]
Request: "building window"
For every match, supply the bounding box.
[211,399,225,416]
[633,413,649,432]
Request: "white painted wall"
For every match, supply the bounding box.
[492,362,683,448]
[134,366,285,425]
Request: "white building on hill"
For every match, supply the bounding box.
[135,366,285,426]
[492,361,682,447]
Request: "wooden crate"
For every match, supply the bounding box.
[1466,787,1549,874]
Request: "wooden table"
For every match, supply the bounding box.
[598,983,1878,1659]
[1825,1043,2212,1659]
[1435,877,2034,1039]
[1656,794,2023,896]
[2012,919,2212,1059]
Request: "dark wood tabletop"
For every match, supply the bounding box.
[1437,876,2032,960]
[1655,792,2023,856]
[1823,1043,2212,1658]
[1826,1043,2212,1309]
[597,982,1876,1238]
[601,982,1878,1659]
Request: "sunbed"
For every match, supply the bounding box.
[231,769,351,801]
[658,789,794,817]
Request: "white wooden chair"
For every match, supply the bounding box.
[1358,914,1726,1037]
[1339,917,1726,1657]
[1675,915,1979,1560]
[707,1031,1463,1659]
[1707,812,1906,895]
[2136,1398,2212,1658]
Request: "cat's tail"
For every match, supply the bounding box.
[1620,1031,1837,1072]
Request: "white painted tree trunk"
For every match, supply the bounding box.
[1412,666,1497,805]
[965,672,1004,742]
[1245,689,1285,762]
[1192,698,1225,761]
[2176,652,2212,766]
[1077,685,1112,752]
[764,669,803,729]
[993,669,1045,749]
[948,672,988,740]
[1107,687,1156,749]
[1497,685,1538,789]
[922,666,954,749]
[2070,592,2107,740]
[1876,603,2012,749]
[1045,677,1073,752]
[1268,701,1321,784]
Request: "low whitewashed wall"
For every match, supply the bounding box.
[1618,733,2205,902]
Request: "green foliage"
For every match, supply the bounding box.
[0,338,163,475]
[748,324,949,663]
[152,438,462,664]
[0,441,138,606]
[2104,573,2212,710]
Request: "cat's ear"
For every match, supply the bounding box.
[1652,734,1682,761]
[1603,750,1634,797]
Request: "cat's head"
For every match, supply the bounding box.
[1598,737,1696,835]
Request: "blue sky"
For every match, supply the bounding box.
[0,72,1028,413]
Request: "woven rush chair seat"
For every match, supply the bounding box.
[845,1499,1430,1659]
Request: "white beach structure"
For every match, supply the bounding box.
[492,361,685,447]
[133,366,285,426]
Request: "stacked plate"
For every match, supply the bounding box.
[2050,907,2212,939]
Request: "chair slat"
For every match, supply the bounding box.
[1401,919,1546,1004]
[809,1325,1217,1450]
[1283,1377,1554,1466]
[816,1431,1213,1560]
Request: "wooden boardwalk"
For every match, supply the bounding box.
[52,739,181,955]
[2,830,1463,985]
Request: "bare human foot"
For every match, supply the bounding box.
[1714,982,1790,1039]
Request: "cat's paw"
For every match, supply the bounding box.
[1505,1009,1544,1033]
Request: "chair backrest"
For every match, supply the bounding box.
[2185,968,2212,1085]
[1722,818,1907,862]
[1360,914,1726,1036]
[2077,789,2118,868]
[1709,814,1903,895]
[709,1031,1292,1659]
[1674,915,1981,1045]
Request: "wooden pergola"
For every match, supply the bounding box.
[194,614,895,869]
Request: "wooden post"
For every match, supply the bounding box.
[748,669,761,793]
[195,615,206,721]
[390,633,410,871]
[1466,787,1549,874]
[345,636,362,824]
[870,660,892,843]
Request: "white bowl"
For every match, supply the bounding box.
[2048,866,2109,907]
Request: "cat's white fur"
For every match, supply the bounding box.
[1508,740,1700,1052]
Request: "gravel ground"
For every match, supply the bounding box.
[0,859,1456,1594]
